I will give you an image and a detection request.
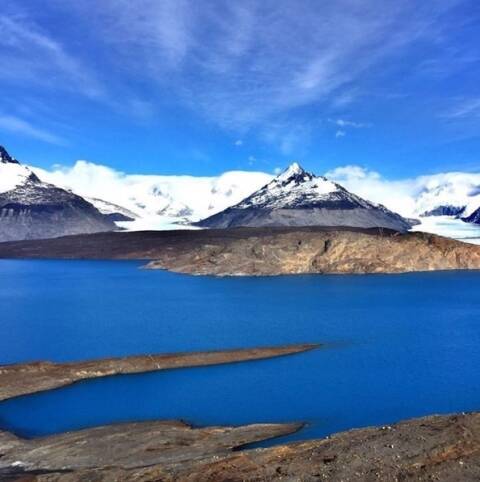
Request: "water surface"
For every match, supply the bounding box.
[0,260,479,443]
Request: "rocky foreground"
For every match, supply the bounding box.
[1,226,480,276]
[1,413,478,481]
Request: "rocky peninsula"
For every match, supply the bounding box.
[0,344,317,401]
[1,226,480,276]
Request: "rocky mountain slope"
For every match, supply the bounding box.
[85,197,138,222]
[196,163,414,231]
[462,206,480,225]
[0,146,116,241]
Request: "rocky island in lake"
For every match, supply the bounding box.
[1,226,480,276]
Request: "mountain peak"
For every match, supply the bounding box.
[276,162,312,182]
[0,146,18,164]
[286,162,303,174]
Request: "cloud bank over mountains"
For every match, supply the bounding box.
[31,161,272,230]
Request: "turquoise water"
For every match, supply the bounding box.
[0,260,479,443]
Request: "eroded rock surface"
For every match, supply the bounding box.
[147,228,480,276]
[0,344,317,401]
[2,413,479,481]
[0,420,303,475]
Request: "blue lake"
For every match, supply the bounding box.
[0,259,479,444]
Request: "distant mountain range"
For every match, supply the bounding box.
[0,146,116,242]
[196,163,414,231]
[32,158,480,234]
[415,174,480,223]
[2,144,480,242]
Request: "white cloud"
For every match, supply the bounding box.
[335,130,346,138]
[330,118,371,128]
[0,114,66,145]
[325,165,418,217]
[234,139,243,146]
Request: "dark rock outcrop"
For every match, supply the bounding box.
[421,205,466,217]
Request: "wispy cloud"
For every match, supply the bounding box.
[0,13,103,98]
[0,114,67,145]
[0,0,474,155]
[445,97,480,119]
[330,118,371,138]
[66,0,465,132]
[330,118,372,129]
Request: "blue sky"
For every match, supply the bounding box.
[1,0,479,177]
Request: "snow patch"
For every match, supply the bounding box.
[412,216,480,245]
[0,162,34,194]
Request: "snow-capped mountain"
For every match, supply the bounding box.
[196,163,414,231]
[0,146,116,242]
[413,173,480,219]
[420,205,466,217]
[0,145,40,191]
